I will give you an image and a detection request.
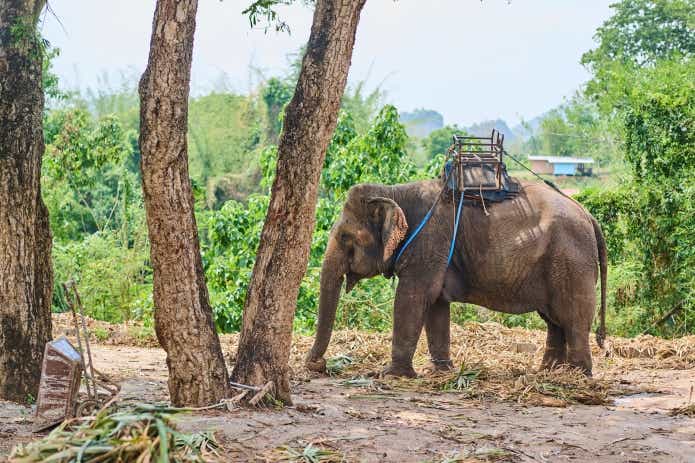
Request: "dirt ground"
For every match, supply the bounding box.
[2,317,694,462]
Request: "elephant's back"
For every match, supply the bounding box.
[515,181,598,262]
[517,181,594,231]
[462,180,596,273]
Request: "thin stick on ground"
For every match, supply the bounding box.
[249,381,275,406]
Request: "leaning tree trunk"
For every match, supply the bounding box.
[231,0,366,404]
[0,0,53,402]
[139,0,229,406]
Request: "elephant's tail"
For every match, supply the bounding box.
[590,215,608,349]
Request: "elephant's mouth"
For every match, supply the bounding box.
[346,267,388,291]
[345,272,360,293]
[382,264,395,279]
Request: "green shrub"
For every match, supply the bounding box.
[92,327,109,342]
[204,106,413,332]
[52,230,153,324]
[574,185,632,262]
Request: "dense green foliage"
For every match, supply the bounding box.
[204,106,418,332]
[575,0,694,337]
[42,103,152,323]
[421,125,465,160]
[618,59,694,180]
[261,77,293,142]
[41,1,694,338]
[188,92,264,206]
[581,0,694,100]
[43,57,412,333]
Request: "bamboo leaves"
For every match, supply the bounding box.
[10,405,220,463]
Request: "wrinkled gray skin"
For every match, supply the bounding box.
[305,180,607,377]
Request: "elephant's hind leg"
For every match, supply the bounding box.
[547,284,595,375]
[425,298,453,371]
[565,327,592,375]
[544,238,596,375]
[539,312,567,370]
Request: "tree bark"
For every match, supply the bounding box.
[0,0,53,402]
[231,0,366,404]
[139,0,229,406]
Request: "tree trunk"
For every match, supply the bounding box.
[0,0,53,402]
[139,0,229,406]
[231,0,366,404]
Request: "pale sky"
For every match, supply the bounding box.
[41,1,613,127]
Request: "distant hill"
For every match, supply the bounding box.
[398,110,547,142]
[399,109,444,138]
[464,119,517,143]
[511,114,545,141]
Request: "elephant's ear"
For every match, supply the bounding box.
[367,197,408,262]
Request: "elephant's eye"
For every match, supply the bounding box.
[340,232,352,246]
[340,233,354,262]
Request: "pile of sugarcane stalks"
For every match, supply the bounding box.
[10,404,221,463]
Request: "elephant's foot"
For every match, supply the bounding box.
[540,347,567,371]
[539,358,565,371]
[423,358,454,375]
[304,355,327,373]
[432,358,454,370]
[540,351,593,377]
[379,363,417,378]
[540,361,593,377]
[567,359,593,377]
[566,349,593,376]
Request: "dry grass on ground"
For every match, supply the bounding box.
[52,313,695,408]
[279,323,694,407]
[10,314,691,462]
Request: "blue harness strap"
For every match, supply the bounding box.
[447,191,465,266]
[393,206,436,265]
[392,180,465,270]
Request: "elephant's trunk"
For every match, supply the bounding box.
[306,238,346,372]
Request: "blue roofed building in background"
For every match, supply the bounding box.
[528,156,595,176]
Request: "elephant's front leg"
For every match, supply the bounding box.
[383,280,428,378]
[425,298,453,371]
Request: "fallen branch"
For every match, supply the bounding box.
[136,402,229,413]
[229,381,261,392]
[230,390,249,402]
[608,434,645,446]
[249,382,274,406]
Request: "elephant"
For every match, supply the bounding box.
[305,179,607,377]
